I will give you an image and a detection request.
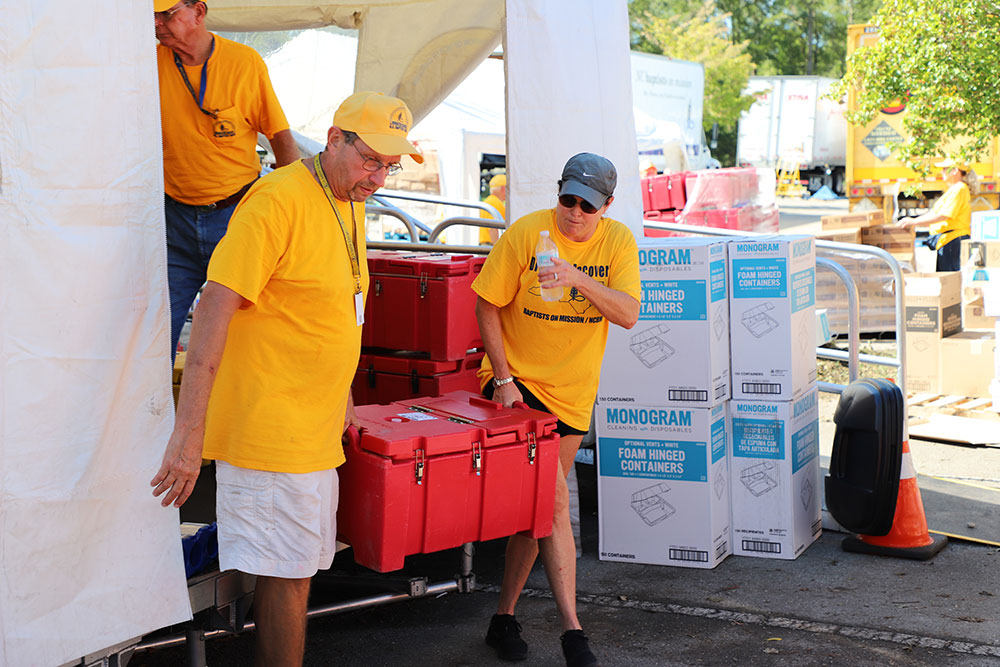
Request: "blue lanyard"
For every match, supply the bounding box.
[173,36,216,119]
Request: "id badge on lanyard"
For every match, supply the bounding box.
[314,153,364,327]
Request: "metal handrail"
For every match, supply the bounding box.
[368,241,491,255]
[816,256,860,390]
[644,220,907,401]
[427,217,505,243]
[376,188,504,221]
[366,205,420,242]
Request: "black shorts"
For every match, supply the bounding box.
[483,378,588,437]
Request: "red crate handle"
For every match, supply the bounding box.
[467,396,531,411]
[343,424,361,449]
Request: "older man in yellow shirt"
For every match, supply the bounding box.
[152,92,422,667]
[154,0,300,358]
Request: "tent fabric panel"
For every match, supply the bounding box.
[504,0,641,238]
[0,2,191,664]
[355,0,502,123]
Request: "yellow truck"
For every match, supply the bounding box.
[846,24,1000,217]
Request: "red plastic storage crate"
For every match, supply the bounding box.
[667,172,687,210]
[362,251,484,361]
[643,173,687,212]
[640,176,654,211]
[645,174,671,210]
[338,391,560,572]
[353,350,485,406]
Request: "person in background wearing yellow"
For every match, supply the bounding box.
[897,158,972,271]
[151,92,423,667]
[479,173,507,245]
[155,0,300,359]
[474,153,640,667]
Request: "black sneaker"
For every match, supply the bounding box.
[560,629,598,667]
[485,613,528,661]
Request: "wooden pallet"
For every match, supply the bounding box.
[907,393,999,421]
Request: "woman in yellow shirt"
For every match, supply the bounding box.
[898,158,972,271]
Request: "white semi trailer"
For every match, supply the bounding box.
[736,76,847,194]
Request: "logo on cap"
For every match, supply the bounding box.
[389,107,409,133]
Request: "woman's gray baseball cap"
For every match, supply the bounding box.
[558,153,617,210]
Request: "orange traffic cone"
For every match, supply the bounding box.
[842,440,947,560]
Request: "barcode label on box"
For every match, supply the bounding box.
[742,539,781,554]
[669,548,709,562]
[668,389,708,402]
[741,382,782,395]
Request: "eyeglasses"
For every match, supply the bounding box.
[558,194,603,214]
[350,141,403,176]
[154,2,190,23]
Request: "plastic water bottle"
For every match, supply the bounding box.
[536,230,562,302]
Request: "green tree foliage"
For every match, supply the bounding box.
[632,0,756,165]
[631,0,881,78]
[832,0,1000,173]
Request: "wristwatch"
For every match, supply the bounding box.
[492,376,515,389]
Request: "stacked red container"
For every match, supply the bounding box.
[358,250,486,406]
[353,351,485,406]
[338,391,560,572]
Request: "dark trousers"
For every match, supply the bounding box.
[936,235,968,272]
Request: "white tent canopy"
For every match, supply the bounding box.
[208,0,504,123]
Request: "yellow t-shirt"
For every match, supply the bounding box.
[479,194,506,245]
[158,34,290,205]
[929,181,971,248]
[203,160,368,473]
[473,209,640,430]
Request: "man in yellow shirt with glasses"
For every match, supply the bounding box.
[154,0,300,358]
[151,92,422,667]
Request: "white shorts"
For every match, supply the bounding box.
[215,461,339,579]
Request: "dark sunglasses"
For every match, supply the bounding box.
[558,194,604,214]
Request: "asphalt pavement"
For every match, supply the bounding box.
[131,456,1000,667]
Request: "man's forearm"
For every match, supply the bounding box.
[174,282,244,433]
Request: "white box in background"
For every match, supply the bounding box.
[596,403,730,569]
[729,387,821,559]
[599,238,730,408]
[728,235,816,401]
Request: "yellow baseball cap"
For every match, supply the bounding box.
[934,157,970,171]
[489,174,506,188]
[334,91,423,163]
[154,0,200,11]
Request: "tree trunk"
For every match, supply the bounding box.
[806,7,815,75]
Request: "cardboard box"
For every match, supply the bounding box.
[596,402,730,569]
[861,225,915,263]
[971,210,1000,241]
[903,272,962,393]
[939,331,995,397]
[962,285,997,330]
[961,239,1000,268]
[729,387,821,559]
[814,227,863,245]
[728,236,817,401]
[820,210,884,230]
[600,239,730,408]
